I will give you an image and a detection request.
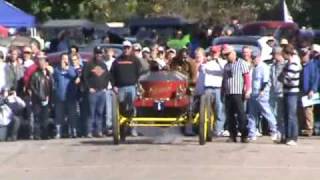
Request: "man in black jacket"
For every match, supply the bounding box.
[110,40,141,136]
[83,46,110,138]
[30,55,53,140]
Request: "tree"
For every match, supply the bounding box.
[6,0,319,28]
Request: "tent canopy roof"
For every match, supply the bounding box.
[0,0,36,27]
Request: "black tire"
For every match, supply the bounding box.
[199,95,208,145]
[206,103,214,142]
[112,93,120,145]
[120,123,127,142]
[206,94,215,142]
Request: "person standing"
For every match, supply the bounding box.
[133,43,149,74]
[269,47,286,142]
[53,53,78,138]
[103,48,116,135]
[247,52,278,141]
[22,46,34,69]
[298,47,319,136]
[30,55,53,140]
[21,46,35,137]
[221,45,250,143]
[5,48,24,93]
[70,54,86,137]
[278,44,302,145]
[164,48,176,69]
[110,40,141,137]
[196,45,226,136]
[83,46,109,138]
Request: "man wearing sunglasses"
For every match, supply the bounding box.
[221,44,250,143]
[22,46,34,69]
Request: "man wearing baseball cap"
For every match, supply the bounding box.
[269,46,286,142]
[247,51,279,142]
[83,46,110,138]
[221,44,250,143]
[196,45,227,137]
[111,40,141,137]
[133,43,149,74]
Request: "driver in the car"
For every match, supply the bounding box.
[169,47,197,86]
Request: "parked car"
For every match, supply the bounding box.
[47,43,123,65]
[212,36,277,63]
[241,21,299,41]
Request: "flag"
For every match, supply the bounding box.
[283,0,294,22]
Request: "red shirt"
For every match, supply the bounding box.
[23,63,38,88]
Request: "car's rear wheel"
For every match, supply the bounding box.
[112,93,120,145]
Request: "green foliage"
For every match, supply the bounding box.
[5,0,320,28]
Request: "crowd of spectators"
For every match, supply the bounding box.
[0,18,319,146]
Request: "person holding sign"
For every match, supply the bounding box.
[298,47,319,137]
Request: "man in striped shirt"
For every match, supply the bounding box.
[222,45,251,143]
[278,44,302,146]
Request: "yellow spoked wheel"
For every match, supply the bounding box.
[112,93,120,145]
[206,105,214,142]
[199,95,209,145]
[199,94,215,145]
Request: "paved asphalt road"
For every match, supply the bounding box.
[1,135,320,180]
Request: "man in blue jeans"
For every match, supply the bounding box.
[196,45,226,136]
[83,46,110,138]
[299,47,319,136]
[278,44,302,146]
[247,52,279,141]
[53,53,78,138]
[111,40,141,137]
[269,47,286,142]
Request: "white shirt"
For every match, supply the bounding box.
[155,58,166,69]
[104,58,115,89]
[0,104,12,126]
[195,58,226,95]
[23,59,34,69]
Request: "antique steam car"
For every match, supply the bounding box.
[112,71,215,145]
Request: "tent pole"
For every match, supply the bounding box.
[30,28,33,37]
[31,28,36,37]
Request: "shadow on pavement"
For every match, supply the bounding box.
[76,137,193,146]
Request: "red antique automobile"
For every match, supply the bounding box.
[112,71,215,145]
